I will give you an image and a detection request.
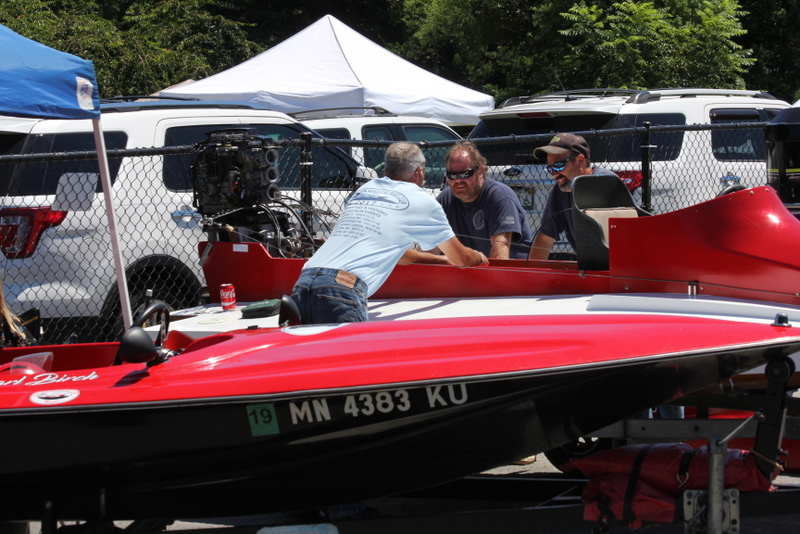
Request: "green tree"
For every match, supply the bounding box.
[397,0,560,102]
[398,0,754,102]
[560,0,752,89]
[0,0,259,97]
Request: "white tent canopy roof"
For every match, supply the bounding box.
[161,15,494,125]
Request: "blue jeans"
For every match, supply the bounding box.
[290,268,368,324]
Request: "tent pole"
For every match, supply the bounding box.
[92,118,133,331]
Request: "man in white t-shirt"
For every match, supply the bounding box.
[291,142,488,324]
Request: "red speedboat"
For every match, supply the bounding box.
[2,183,800,523]
[0,293,798,521]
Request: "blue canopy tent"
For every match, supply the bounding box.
[0,24,132,329]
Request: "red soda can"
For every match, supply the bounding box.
[220,283,237,310]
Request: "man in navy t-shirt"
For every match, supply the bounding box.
[528,133,620,260]
[437,141,533,259]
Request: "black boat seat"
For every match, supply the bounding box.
[571,174,650,271]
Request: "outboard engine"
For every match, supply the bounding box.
[192,129,318,258]
[192,129,280,215]
[766,107,800,218]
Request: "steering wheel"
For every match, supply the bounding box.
[132,301,171,347]
[0,360,46,375]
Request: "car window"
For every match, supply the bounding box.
[403,125,459,143]
[470,114,616,166]
[0,131,128,196]
[470,112,687,164]
[403,125,461,187]
[312,128,351,140]
[606,113,686,162]
[361,126,393,170]
[709,108,776,161]
[163,123,359,191]
[310,127,353,156]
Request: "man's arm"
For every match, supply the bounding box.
[438,236,488,267]
[528,233,554,260]
[398,248,454,265]
[490,231,512,259]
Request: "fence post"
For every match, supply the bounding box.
[640,122,653,212]
[300,132,313,233]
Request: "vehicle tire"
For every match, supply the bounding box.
[544,437,614,472]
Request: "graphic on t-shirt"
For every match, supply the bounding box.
[349,187,410,210]
[472,210,485,231]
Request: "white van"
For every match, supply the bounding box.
[470,88,791,223]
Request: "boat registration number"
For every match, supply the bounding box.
[246,383,468,437]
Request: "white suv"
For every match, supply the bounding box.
[469,88,790,226]
[0,99,374,342]
[295,107,462,188]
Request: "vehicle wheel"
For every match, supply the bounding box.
[544,437,614,472]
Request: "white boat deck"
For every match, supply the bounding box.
[157,293,800,342]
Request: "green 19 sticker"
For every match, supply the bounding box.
[247,403,280,436]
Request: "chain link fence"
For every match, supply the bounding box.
[0,122,773,343]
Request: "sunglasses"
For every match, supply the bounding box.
[545,154,576,175]
[445,165,479,181]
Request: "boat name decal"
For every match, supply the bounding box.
[0,371,99,387]
[246,384,470,437]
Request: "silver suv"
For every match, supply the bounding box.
[469,88,790,224]
[295,107,462,188]
[0,99,374,342]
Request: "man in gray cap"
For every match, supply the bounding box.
[528,133,620,260]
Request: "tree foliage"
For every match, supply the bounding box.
[558,0,752,90]
[0,0,258,96]
[0,0,796,104]
[397,0,754,102]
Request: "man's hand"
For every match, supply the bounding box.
[399,248,454,265]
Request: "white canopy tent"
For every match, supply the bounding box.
[161,15,494,125]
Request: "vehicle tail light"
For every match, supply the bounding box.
[0,207,67,259]
[615,170,642,192]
